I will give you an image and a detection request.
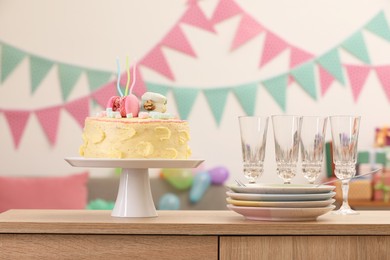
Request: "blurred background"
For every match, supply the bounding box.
[1,0,390,187]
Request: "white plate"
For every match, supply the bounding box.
[226,191,336,201]
[226,198,335,208]
[227,204,336,221]
[65,157,204,169]
[227,183,335,194]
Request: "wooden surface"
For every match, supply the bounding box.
[220,236,390,260]
[1,210,390,259]
[1,234,217,260]
[1,209,390,235]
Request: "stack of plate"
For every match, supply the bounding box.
[226,183,336,221]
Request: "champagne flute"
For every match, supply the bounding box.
[330,115,360,215]
[238,116,269,183]
[300,116,328,184]
[272,115,302,184]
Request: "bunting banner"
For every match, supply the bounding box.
[1,0,390,149]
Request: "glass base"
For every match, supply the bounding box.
[332,206,359,215]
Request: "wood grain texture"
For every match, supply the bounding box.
[220,236,390,260]
[1,210,390,235]
[0,234,218,260]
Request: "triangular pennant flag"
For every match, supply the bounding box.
[210,0,242,25]
[345,64,371,102]
[141,46,175,80]
[35,106,61,146]
[374,65,390,102]
[231,13,264,50]
[57,63,83,101]
[341,31,371,64]
[203,87,230,125]
[316,48,345,84]
[91,81,117,108]
[3,110,30,149]
[365,11,390,42]
[318,65,335,96]
[290,46,314,68]
[290,61,317,100]
[64,97,90,128]
[262,74,288,111]
[86,69,112,92]
[119,66,147,97]
[232,83,258,115]
[161,25,196,57]
[260,31,289,67]
[181,3,215,33]
[171,88,199,119]
[29,55,54,94]
[145,82,170,96]
[1,44,26,83]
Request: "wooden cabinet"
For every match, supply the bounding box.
[1,210,390,259]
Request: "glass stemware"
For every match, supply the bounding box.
[272,115,302,184]
[300,116,328,184]
[330,115,360,215]
[238,116,269,183]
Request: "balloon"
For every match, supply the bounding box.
[158,193,180,210]
[189,171,211,203]
[208,166,229,185]
[86,199,115,210]
[161,168,194,190]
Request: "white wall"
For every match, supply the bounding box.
[1,0,390,184]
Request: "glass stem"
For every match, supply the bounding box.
[341,180,351,209]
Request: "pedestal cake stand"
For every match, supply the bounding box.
[65,157,204,218]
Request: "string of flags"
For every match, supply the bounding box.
[1,0,390,149]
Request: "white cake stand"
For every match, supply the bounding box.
[65,157,204,218]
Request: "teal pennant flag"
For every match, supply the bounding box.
[262,74,288,111]
[58,63,83,101]
[145,82,170,96]
[1,44,26,83]
[232,83,258,116]
[29,55,54,94]
[365,11,390,42]
[203,87,230,126]
[172,88,199,120]
[341,31,371,64]
[290,61,317,100]
[316,48,345,84]
[86,69,112,92]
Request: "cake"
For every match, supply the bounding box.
[79,92,192,159]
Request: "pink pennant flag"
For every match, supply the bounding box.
[375,65,390,102]
[3,110,30,149]
[140,45,175,80]
[181,3,215,33]
[91,81,117,108]
[231,13,264,50]
[35,106,61,146]
[290,46,314,68]
[260,31,289,67]
[318,65,335,96]
[119,66,147,97]
[345,64,371,102]
[161,25,196,57]
[64,97,90,128]
[210,0,243,25]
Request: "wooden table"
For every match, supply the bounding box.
[1,210,390,260]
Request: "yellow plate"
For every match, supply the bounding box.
[226,198,335,208]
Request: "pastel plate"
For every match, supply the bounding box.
[226,198,335,208]
[226,191,336,201]
[227,204,336,221]
[227,183,335,194]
